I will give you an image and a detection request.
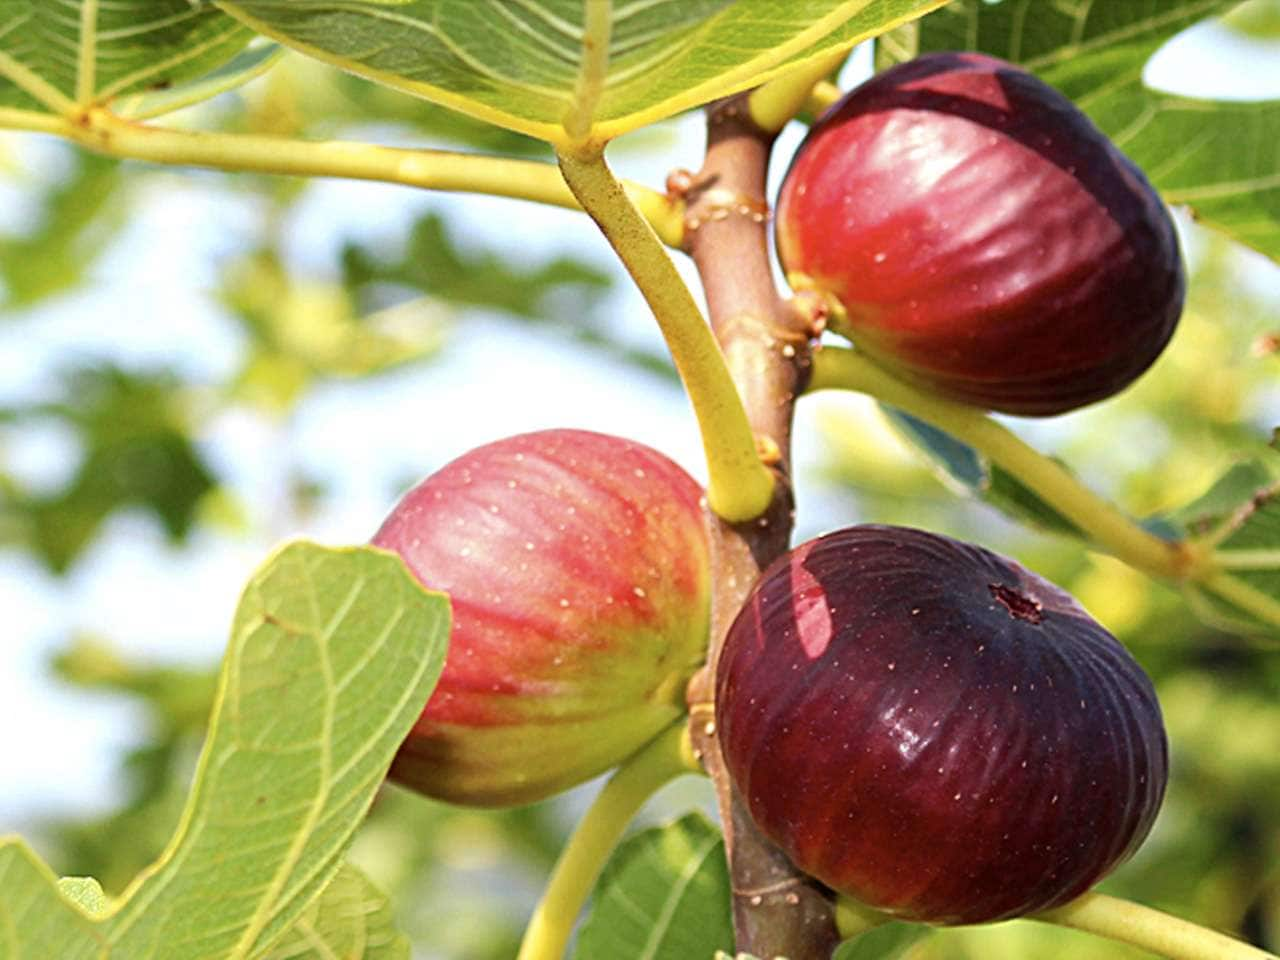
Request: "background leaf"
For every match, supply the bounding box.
[0,364,218,572]
[833,921,931,960]
[0,152,126,308]
[881,0,1280,261]
[573,812,733,960]
[1195,478,1280,636]
[215,0,947,145]
[1173,455,1280,535]
[878,407,1083,537]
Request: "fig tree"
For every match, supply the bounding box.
[374,429,710,806]
[776,52,1184,415]
[715,524,1168,924]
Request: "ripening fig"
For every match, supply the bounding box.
[715,525,1167,924]
[776,52,1184,416]
[374,429,710,806]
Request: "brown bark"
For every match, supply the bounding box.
[683,93,839,960]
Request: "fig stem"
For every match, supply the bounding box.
[515,723,698,960]
[556,145,776,523]
[1034,892,1279,960]
[807,346,1200,583]
[804,79,843,117]
[747,49,849,133]
[21,107,686,246]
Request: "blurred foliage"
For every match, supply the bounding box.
[219,245,452,411]
[0,48,669,567]
[0,364,216,571]
[230,53,554,158]
[0,152,128,308]
[340,212,675,381]
[342,213,611,322]
[0,15,1276,960]
[44,637,217,894]
[1224,0,1280,37]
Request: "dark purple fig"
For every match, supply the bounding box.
[374,429,710,807]
[715,524,1167,924]
[776,52,1184,416]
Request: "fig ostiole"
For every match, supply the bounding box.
[374,429,710,807]
[776,51,1184,416]
[715,524,1167,925]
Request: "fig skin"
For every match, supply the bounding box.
[374,429,710,807]
[776,52,1184,416]
[715,525,1168,925]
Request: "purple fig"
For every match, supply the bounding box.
[776,52,1184,415]
[716,524,1167,923]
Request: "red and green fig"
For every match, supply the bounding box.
[776,52,1184,416]
[715,524,1167,924]
[373,429,710,807]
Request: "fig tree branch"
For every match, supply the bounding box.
[6,107,685,247]
[681,91,840,960]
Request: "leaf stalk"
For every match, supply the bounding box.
[556,145,775,523]
[1035,892,1279,960]
[516,723,697,960]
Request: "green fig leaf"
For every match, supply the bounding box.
[1171,455,1280,536]
[0,542,448,959]
[833,921,931,959]
[879,406,1083,537]
[573,812,732,960]
[884,0,1280,262]
[56,878,111,919]
[0,842,106,959]
[0,2,256,124]
[111,42,285,121]
[258,862,409,960]
[213,0,948,147]
[1186,469,1280,638]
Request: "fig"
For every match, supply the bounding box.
[374,429,710,806]
[715,524,1167,924]
[776,52,1184,415]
